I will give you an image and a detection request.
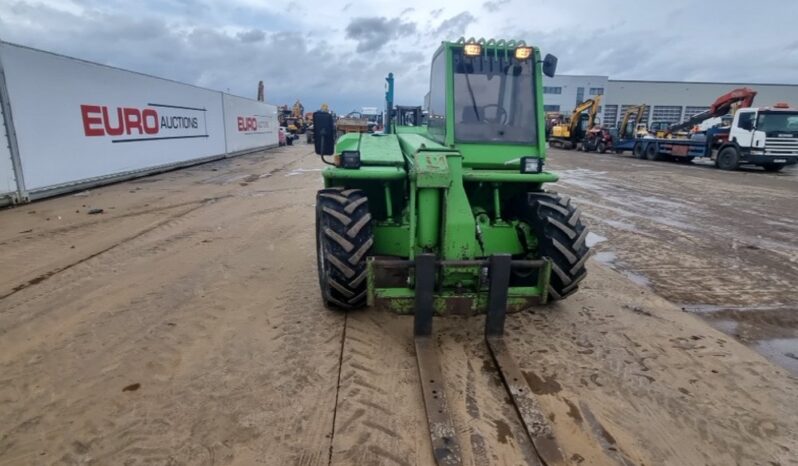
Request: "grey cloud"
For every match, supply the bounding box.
[0,1,428,115]
[236,29,265,43]
[483,0,510,12]
[4,0,796,119]
[434,12,476,37]
[345,16,416,52]
[400,7,415,15]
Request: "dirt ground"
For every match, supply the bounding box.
[546,149,798,377]
[0,143,796,466]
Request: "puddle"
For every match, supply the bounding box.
[680,303,796,314]
[754,338,798,376]
[683,304,798,376]
[621,270,650,287]
[592,250,651,288]
[598,218,640,233]
[705,318,739,335]
[285,168,323,177]
[586,232,607,247]
[593,251,617,265]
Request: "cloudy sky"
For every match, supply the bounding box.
[1,0,797,113]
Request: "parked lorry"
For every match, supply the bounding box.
[633,103,798,171]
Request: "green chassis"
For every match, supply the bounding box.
[322,40,557,314]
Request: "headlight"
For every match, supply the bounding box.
[463,43,482,57]
[339,150,362,169]
[515,47,533,60]
[520,156,543,173]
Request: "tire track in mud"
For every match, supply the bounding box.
[0,147,311,301]
[438,319,544,466]
[506,284,798,466]
[0,196,230,302]
[550,155,798,310]
[327,312,348,466]
[0,175,343,465]
[332,311,588,465]
[329,311,426,466]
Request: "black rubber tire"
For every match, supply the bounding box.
[315,188,374,309]
[633,142,644,159]
[510,192,590,301]
[287,136,293,146]
[598,142,607,154]
[762,163,785,172]
[645,143,659,161]
[716,147,740,170]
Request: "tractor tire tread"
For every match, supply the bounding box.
[346,213,372,238]
[512,192,591,300]
[324,227,354,252]
[322,206,352,226]
[316,188,373,309]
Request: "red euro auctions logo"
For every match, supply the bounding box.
[80,103,206,143]
[237,115,270,133]
[81,105,159,136]
[237,116,259,132]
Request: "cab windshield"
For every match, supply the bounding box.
[453,50,537,144]
[757,111,798,136]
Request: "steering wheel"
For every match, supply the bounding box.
[482,104,508,124]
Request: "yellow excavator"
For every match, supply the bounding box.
[549,95,602,149]
[613,104,651,154]
[618,104,649,139]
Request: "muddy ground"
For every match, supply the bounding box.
[546,149,798,376]
[0,143,796,465]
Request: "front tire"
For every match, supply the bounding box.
[511,192,590,301]
[316,188,374,309]
[716,147,739,170]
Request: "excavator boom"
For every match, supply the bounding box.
[618,104,647,139]
[550,96,602,149]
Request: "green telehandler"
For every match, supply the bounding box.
[312,38,590,465]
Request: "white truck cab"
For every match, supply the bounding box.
[718,104,798,171]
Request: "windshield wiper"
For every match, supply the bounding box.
[464,72,480,122]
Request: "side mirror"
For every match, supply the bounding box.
[542,53,558,78]
[313,111,335,156]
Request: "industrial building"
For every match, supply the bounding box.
[542,75,798,127]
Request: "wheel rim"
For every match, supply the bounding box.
[719,152,734,168]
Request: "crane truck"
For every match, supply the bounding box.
[633,101,798,171]
[629,88,798,171]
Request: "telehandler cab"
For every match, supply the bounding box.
[313,38,591,465]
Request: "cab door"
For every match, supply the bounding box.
[731,110,758,149]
